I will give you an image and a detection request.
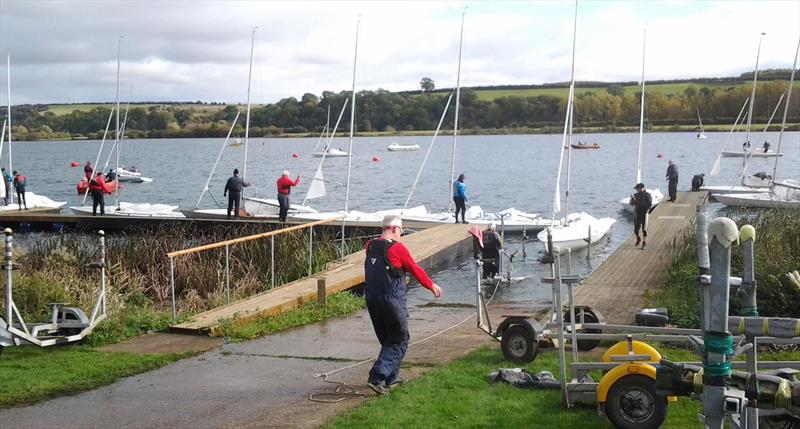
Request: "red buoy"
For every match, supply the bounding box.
[70,161,79,167]
[372,156,380,162]
[292,153,300,158]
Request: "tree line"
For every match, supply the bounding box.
[4,79,799,141]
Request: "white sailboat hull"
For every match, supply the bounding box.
[243,197,318,216]
[715,192,800,209]
[536,213,616,253]
[312,149,350,157]
[0,192,66,211]
[701,185,769,195]
[619,189,664,214]
[71,202,184,218]
[386,143,421,152]
[721,150,782,158]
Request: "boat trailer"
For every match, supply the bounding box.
[0,228,107,354]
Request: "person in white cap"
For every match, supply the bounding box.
[363,214,442,395]
[276,170,301,222]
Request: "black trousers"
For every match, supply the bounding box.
[278,193,290,222]
[453,197,466,222]
[668,179,678,201]
[634,210,648,238]
[227,191,240,218]
[90,189,104,215]
[16,189,26,210]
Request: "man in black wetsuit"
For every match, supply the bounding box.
[691,173,704,191]
[223,168,250,219]
[630,183,652,250]
[665,160,679,202]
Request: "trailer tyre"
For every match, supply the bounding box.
[760,415,800,429]
[501,324,538,363]
[563,308,602,351]
[605,375,667,429]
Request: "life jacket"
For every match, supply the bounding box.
[14,175,25,187]
[364,239,405,300]
[89,176,105,191]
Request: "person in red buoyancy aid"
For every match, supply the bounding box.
[84,162,94,179]
[12,171,27,210]
[276,170,301,222]
[89,174,111,216]
[363,215,443,395]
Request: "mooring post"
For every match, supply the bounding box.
[271,235,275,289]
[317,277,326,308]
[169,256,176,321]
[585,225,592,260]
[308,226,314,277]
[521,225,527,259]
[702,217,736,429]
[5,228,13,326]
[224,244,230,304]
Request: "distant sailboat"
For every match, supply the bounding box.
[696,107,707,139]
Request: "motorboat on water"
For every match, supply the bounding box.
[312,148,350,157]
[570,142,600,149]
[537,212,616,253]
[117,166,153,183]
[386,143,421,152]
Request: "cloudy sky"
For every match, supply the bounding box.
[0,0,798,104]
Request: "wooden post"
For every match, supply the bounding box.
[317,277,327,308]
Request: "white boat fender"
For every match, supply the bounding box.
[707,217,739,248]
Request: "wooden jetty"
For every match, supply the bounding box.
[572,191,708,324]
[171,223,472,334]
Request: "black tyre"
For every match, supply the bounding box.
[563,308,601,351]
[760,415,800,429]
[501,324,538,363]
[605,375,667,429]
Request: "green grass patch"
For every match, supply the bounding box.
[216,291,366,341]
[325,345,800,429]
[0,346,189,408]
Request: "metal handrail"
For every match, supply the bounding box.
[166,216,342,258]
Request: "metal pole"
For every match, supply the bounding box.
[553,251,570,408]
[308,226,313,276]
[225,244,230,303]
[696,207,710,276]
[99,230,106,314]
[169,256,176,321]
[585,225,592,260]
[702,217,736,429]
[740,224,758,428]
[4,228,12,326]
[271,235,275,289]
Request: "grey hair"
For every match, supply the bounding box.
[382,214,403,229]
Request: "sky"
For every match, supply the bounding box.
[0,0,798,105]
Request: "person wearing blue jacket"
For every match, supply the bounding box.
[452,173,467,223]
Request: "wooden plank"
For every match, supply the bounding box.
[572,191,707,324]
[171,223,471,334]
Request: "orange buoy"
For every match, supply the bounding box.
[292,153,300,158]
[372,156,380,162]
[70,161,79,167]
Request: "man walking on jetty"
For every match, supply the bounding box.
[665,160,679,202]
[224,168,250,219]
[276,170,301,222]
[630,183,652,250]
[364,215,443,395]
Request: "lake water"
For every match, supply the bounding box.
[7,131,800,310]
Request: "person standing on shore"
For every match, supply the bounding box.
[223,168,250,219]
[452,173,467,223]
[12,171,27,210]
[665,160,679,202]
[276,170,301,222]
[630,183,652,250]
[364,215,442,395]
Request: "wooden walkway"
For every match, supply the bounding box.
[572,191,708,324]
[171,223,472,334]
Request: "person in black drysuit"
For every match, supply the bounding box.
[665,160,679,202]
[630,183,652,250]
[478,223,503,279]
[762,141,771,153]
[223,168,250,219]
[691,173,704,192]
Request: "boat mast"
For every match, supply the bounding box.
[551,1,578,226]
[743,33,765,154]
[636,26,646,185]
[696,107,704,133]
[770,36,800,190]
[6,54,12,180]
[448,9,465,213]
[342,15,360,258]
[243,28,256,190]
[114,37,122,207]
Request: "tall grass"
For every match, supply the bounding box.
[0,223,371,342]
[649,209,800,327]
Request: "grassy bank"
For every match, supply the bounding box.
[648,209,800,327]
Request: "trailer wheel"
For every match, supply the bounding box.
[563,308,602,351]
[605,375,667,429]
[501,324,538,363]
[760,415,800,429]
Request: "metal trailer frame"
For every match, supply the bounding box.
[0,228,107,352]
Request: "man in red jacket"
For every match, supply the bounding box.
[89,173,111,216]
[276,170,301,222]
[363,214,442,394]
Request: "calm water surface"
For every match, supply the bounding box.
[8,131,800,309]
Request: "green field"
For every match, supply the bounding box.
[45,103,232,115]
[472,81,759,101]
